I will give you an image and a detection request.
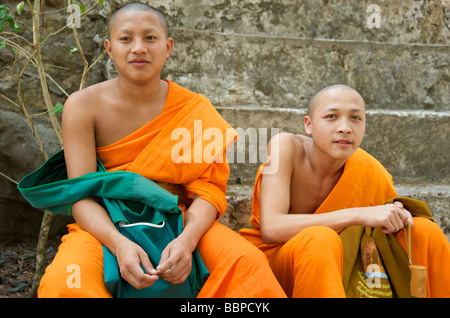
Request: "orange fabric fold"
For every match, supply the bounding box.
[97,80,237,217]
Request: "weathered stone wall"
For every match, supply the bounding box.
[0,0,448,239]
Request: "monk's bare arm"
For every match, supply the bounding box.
[259,134,413,245]
[62,92,159,289]
[62,93,121,247]
[258,133,350,244]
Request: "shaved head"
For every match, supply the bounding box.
[108,2,169,38]
[308,84,365,117]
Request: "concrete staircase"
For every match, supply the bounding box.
[156,0,450,239]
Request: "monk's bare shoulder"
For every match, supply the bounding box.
[62,80,115,126]
[270,132,309,160]
[262,132,309,176]
[64,80,113,112]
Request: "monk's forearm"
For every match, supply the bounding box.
[71,197,124,255]
[180,196,216,252]
[261,209,359,244]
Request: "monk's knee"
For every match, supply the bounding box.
[297,226,342,247]
[38,231,110,298]
[289,226,343,258]
[235,243,270,266]
[412,217,448,242]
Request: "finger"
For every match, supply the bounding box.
[392,206,405,232]
[156,253,178,275]
[122,252,159,289]
[393,202,415,227]
[403,210,414,228]
[139,272,159,288]
[393,201,404,209]
[123,264,157,290]
[169,268,191,284]
[138,249,158,276]
[160,260,191,284]
[382,205,403,233]
[158,250,190,280]
[381,219,396,234]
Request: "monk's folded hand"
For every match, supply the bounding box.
[358,203,413,234]
[156,237,192,284]
[393,201,414,228]
[115,237,159,290]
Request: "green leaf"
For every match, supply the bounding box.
[0,39,5,49]
[78,2,86,13]
[0,8,21,33]
[52,102,64,114]
[16,2,24,15]
[12,23,22,32]
[98,0,104,5]
[72,1,85,13]
[0,5,10,15]
[69,47,78,55]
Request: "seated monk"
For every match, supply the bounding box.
[37,2,286,298]
[239,84,450,298]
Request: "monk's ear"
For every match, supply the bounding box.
[105,39,113,60]
[165,37,174,58]
[304,116,313,135]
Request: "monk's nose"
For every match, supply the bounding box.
[337,120,352,134]
[131,40,147,54]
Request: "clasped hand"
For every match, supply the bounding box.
[115,236,192,290]
[361,201,414,234]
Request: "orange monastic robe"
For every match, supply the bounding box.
[38,81,286,298]
[240,148,450,298]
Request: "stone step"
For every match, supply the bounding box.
[395,183,450,241]
[163,28,449,112]
[157,0,449,112]
[216,106,450,184]
[152,0,449,45]
[221,183,450,242]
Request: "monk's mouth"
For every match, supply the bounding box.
[129,59,150,66]
[335,140,352,145]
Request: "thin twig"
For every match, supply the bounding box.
[0,36,70,98]
[0,171,18,184]
[0,92,22,110]
[0,93,48,159]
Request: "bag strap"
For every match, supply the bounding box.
[404,221,427,298]
[404,221,413,266]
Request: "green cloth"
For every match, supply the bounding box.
[340,197,434,298]
[18,149,209,298]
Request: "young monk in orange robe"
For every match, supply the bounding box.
[239,84,450,298]
[38,3,286,298]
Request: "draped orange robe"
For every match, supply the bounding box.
[240,148,450,297]
[38,80,286,298]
